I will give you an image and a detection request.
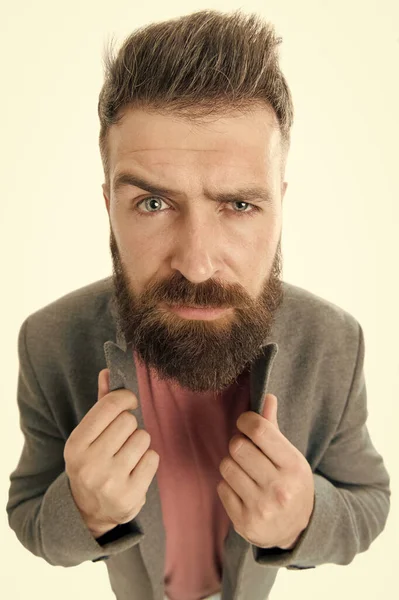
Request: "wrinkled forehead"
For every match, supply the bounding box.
[107,106,282,175]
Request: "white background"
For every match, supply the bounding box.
[1,0,398,598]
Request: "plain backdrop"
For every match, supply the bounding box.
[1,1,398,599]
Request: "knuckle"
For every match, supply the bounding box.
[77,463,94,487]
[296,454,310,475]
[103,392,121,410]
[100,477,115,497]
[229,435,245,456]
[254,493,271,516]
[64,440,77,468]
[121,410,138,429]
[135,494,147,513]
[146,448,159,465]
[251,422,267,442]
[271,479,292,507]
[137,429,151,445]
[63,441,71,463]
[220,457,233,473]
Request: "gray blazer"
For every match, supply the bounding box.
[6,276,391,600]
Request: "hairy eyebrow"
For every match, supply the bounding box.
[112,170,273,204]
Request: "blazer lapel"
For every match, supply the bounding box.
[221,341,279,596]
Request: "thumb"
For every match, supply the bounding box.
[262,394,279,430]
[97,368,110,402]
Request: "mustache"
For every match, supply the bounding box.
[143,272,249,309]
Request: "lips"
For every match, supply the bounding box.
[168,304,224,309]
[164,303,232,321]
[177,305,215,309]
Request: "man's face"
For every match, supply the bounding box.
[103,106,288,393]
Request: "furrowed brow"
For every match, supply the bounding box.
[112,171,273,204]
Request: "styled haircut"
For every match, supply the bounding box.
[98,8,294,187]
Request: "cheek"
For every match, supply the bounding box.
[246,223,280,284]
[114,214,156,259]
[116,229,167,291]
[245,220,278,259]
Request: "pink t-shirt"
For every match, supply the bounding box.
[133,350,251,600]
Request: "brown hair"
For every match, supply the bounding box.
[98,8,294,188]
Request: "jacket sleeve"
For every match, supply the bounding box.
[253,321,391,570]
[6,318,144,568]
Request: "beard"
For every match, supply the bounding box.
[109,227,284,393]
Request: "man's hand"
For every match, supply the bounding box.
[64,369,160,538]
[217,394,315,550]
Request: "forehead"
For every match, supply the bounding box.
[107,107,282,182]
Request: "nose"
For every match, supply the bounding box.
[169,212,220,284]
